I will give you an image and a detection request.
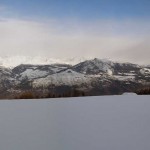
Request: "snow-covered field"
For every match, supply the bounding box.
[0,95,150,150]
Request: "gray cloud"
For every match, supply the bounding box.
[113,39,150,64]
[0,18,149,65]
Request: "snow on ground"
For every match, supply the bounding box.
[113,75,135,81]
[49,66,67,72]
[33,69,91,87]
[20,69,48,79]
[0,95,150,150]
[122,92,137,95]
[140,68,150,75]
[120,73,136,76]
[74,58,114,75]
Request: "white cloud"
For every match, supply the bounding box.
[0,18,149,65]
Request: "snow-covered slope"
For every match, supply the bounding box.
[140,68,150,75]
[33,69,92,87]
[113,75,135,81]
[73,58,114,75]
[0,67,15,91]
[73,58,141,76]
[12,64,70,80]
[20,69,48,80]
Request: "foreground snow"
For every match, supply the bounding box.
[0,95,150,150]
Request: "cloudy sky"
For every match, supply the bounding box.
[0,0,150,64]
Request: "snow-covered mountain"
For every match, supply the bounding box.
[73,58,141,76]
[33,69,91,88]
[73,58,114,75]
[0,58,149,98]
[0,66,15,94]
[0,56,87,68]
[16,60,150,87]
[12,64,70,80]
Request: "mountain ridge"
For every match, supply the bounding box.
[0,56,148,68]
[0,58,149,98]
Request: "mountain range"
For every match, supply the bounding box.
[0,58,149,98]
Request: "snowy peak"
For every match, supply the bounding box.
[73,58,114,75]
[0,56,71,68]
[0,56,87,68]
[73,58,143,76]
